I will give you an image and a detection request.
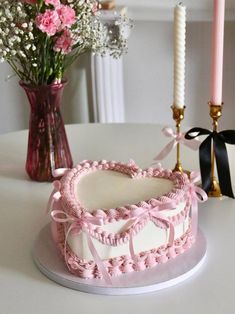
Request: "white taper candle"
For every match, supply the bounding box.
[173,3,186,108]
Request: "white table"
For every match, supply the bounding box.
[1,124,235,314]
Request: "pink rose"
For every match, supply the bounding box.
[56,5,76,29]
[44,0,60,7]
[54,29,73,54]
[36,9,61,36]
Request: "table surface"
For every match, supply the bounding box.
[1,123,235,314]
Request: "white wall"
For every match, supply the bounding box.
[123,21,235,129]
[115,0,235,21]
[0,54,92,134]
[0,20,235,133]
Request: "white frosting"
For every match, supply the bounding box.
[76,170,174,211]
[67,170,188,261]
[68,206,188,260]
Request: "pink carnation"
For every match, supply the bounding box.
[44,0,60,7]
[92,3,99,14]
[36,9,61,36]
[56,5,76,29]
[54,29,73,54]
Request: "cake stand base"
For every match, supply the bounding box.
[32,224,207,296]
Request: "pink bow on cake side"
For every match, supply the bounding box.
[127,201,177,265]
[51,209,112,285]
[46,168,70,213]
[184,172,208,240]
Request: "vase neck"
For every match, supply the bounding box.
[20,81,66,111]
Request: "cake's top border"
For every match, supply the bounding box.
[57,160,190,221]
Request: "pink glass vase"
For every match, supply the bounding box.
[20,80,73,182]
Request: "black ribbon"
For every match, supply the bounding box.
[185,127,235,198]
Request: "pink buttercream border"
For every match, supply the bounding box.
[60,160,189,218]
[52,221,194,279]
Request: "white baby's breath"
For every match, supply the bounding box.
[0,0,132,85]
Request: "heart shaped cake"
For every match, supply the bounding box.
[49,160,206,282]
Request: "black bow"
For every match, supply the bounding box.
[185,127,235,198]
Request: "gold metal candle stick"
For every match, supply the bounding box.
[171,106,185,173]
[208,102,223,197]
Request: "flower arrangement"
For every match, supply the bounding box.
[0,0,130,85]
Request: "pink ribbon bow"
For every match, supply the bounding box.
[127,201,177,264]
[51,210,112,285]
[46,168,70,213]
[154,127,200,162]
[52,168,70,178]
[46,180,62,213]
[184,171,208,240]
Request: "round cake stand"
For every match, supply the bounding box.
[32,224,207,296]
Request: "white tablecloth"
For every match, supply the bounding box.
[1,124,235,314]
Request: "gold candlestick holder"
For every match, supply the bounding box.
[171,105,186,174]
[208,102,223,197]
[99,0,115,10]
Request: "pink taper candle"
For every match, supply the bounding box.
[211,0,225,106]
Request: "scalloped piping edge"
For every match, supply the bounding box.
[53,221,194,279]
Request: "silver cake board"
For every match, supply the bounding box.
[32,224,207,296]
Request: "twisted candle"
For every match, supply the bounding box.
[173,3,186,108]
